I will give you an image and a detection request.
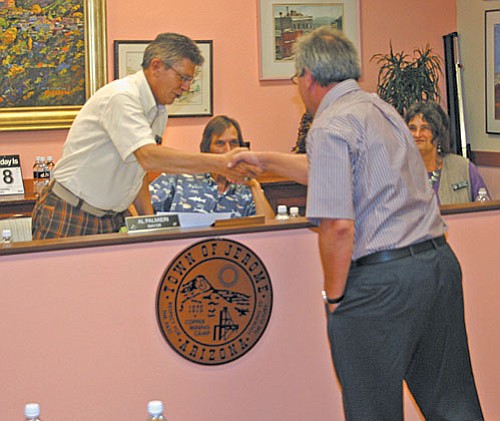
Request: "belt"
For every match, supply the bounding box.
[51,180,120,218]
[352,235,446,267]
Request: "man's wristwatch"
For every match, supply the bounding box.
[322,290,345,304]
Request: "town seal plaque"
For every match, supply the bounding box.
[156,238,273,365]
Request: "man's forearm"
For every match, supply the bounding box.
[258,152,309,185]
[318,218,355,301]
[134,145,259,182]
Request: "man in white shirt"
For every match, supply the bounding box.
[32,33,255,238]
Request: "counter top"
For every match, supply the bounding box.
[0,216,314,256]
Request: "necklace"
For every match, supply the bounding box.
[428,169,441,186]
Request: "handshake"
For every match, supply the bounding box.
[221,148,264,183]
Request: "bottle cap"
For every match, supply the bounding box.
[277,205,287,214]
[147,400,163,416]
[25,403,40,418]
[2,229,12,241]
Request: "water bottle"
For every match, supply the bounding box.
[32,156,41,196]
[24,403,43,421]
[147,400,165,420]
[475,187,490,202]
[289,206,300,218]
[275,205,289,221]
[2,229,12,246]
[38,156,50,193]
[46,156,55,180]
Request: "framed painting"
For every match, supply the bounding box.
[258,0,360,80]
[0,0,108,132]
[114,40,213,117]
[485,9,500,134]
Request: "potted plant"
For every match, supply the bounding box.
[371,44,442,116]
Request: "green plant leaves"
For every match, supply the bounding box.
[371,44,442,116]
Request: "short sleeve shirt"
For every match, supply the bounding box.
[149,173,256,218]
[54,70,168,212]
[306,79,446,260]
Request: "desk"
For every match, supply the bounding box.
[0,179,36,218]
[0,176,308,219]
[0,212,498,420]
[259,174,307,214]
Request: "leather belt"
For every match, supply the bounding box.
[51,180,120,218]
[352,235,446,267]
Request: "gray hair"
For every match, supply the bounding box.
[142,33,204,69]
[294,26,361,86]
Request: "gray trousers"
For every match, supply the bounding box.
[327,244,484,420]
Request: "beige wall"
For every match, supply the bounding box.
[0,0,456,177]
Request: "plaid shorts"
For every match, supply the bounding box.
[31,184,125,239]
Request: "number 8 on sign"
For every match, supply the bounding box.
[0,155,25,196]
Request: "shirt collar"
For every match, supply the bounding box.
[315,79,361,117]
[133,70,166,122]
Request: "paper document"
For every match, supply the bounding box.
[157,212,232,228]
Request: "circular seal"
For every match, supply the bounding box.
[156,238,273,365]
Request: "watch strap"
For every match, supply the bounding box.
[322,290,344,304]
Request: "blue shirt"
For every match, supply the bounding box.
[306,79,446,260]
[149,173,256,218]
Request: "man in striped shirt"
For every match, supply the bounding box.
[230,27,483,420]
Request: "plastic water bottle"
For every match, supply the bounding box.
[24,403,43,421]
[32,156,41,196]
[275,205,289,221]
[475,187,491,202]
[46,156,55,180]
[147,400,165,420]
[38,156,50,192]
[289,206,300,218]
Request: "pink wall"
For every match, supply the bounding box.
[0,211,498,420]
[0,0,456,177]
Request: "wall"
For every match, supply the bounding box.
[457,0,500,154]
[0,213,498,420]
[0,0,456,177]
[456,0,500,197]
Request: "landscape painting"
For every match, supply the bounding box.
[0,0,85,108]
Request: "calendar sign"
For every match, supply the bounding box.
[0,155,25,196]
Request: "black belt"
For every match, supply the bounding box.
[351,235,446,267]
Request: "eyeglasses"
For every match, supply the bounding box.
[290,69,305,85]
[166,64,194,84]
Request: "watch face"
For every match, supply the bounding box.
[322,290,343,304]
[321,290,329,303]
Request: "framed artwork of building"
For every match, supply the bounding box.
[258,0,360,80]
[0,0,107,132]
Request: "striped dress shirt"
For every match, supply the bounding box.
[306,79,446,260]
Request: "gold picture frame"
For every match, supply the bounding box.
[0,0,108,132]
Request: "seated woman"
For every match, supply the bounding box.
[405,101,490,205]
[149,115,274,218]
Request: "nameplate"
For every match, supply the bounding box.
[0,155,25,196]
[452,180,469,191]
[125,214,180,233]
